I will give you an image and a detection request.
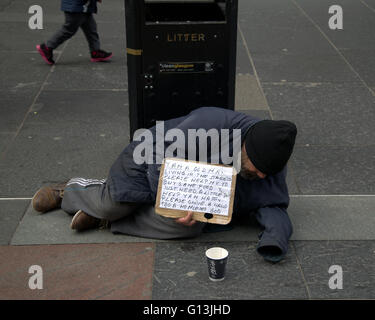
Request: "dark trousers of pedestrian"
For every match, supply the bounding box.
[46,12,100,52]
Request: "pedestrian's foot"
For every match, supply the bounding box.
[32,182,67,213]
[70,210,108,231]
[36,43,55,65]
[90,49,112,62]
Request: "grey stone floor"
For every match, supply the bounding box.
[0,0,374,299]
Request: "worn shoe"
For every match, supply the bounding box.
[32,182,67,213]
[36,43,55,65]
[70,210,108,231]
[90,49,112,62]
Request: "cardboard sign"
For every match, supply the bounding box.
[155,158,237,225]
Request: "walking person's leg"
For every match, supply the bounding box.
[80,13,112,62]
[47,12,85,49]
[80,13,100,52]
[36,12,85,65]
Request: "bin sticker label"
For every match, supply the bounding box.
[159,61,214,73]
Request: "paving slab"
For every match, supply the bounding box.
[295,0,375,50]
[289,196,375,240]
[239,23,338,56]
[152,242,308,299]
[235,74,268,111]
[0,243,154,299]
[0,11,62,24]
[0,131,126,197]
[0,90,129,197]
[238,0,311,30]
[286,167,300,195]
[293,241,375,299]
[252,52,360,83]
[44,40,127,91]
[0,88,37,133]
[10,204,261,245]
[1,0,62,15]
[43,61,127,91]
[0,21,63,52]
[10,205,151,245]
[263,82,375,146]
[0,133,15,155]
[11,194,375,245]
[338,49,375,88]
[292,1,375,87]
[236,35,254,75]
[0,51,51,90]
[0,200,29,245]
[290,146,375,194]
[362,0,375,9]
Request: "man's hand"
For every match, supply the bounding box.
[175,211,196,227]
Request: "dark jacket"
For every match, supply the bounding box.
[61,0,97,13]
[108,107,293,260]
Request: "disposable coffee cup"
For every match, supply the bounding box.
[205,247,229,282]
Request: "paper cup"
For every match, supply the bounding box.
[205,247,229,281]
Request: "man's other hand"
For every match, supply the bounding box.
[175,211,196,227]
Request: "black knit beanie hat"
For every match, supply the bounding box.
[244,120,297,175]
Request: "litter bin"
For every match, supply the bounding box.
[125,0,238,137]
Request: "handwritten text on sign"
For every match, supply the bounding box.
[159,159,234,216]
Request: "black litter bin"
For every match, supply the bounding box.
[125,0,238,137]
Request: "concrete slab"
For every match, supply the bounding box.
[235,74,269,110]
[293,241,375,299]
[286,167,301,195]
[362,0,375,9]
[0,90,129,197]
[98,0,125,15]
[0,12,63,24]
[0,21,63,52]
[44,50,127,90]
[339,49,375,87]
[0,51,50,91]
[239,23,338,56]
[0,88,36,132]
[290,146,375,194]
[291,0,375,87]
[0,133,14,155]
[2,0,62,15]
[0,200,29,245]
[0,243,154,299]
[10,205,151,245]
[238,0,311,30]
[236,35,254,75]
[152,242,308,299]
[295,0,375,50]
[263,82,375,146]
[252,52,360,83]
[289,196,375,240]
[11,194,375,245]
[10,204,261,245]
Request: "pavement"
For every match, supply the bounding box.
[0,0,374,300]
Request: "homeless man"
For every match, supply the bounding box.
[32,107,297,263]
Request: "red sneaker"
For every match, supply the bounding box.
[91,49,113,62]
[36,43,55,65]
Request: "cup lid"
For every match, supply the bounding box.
[205,247,229,260]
